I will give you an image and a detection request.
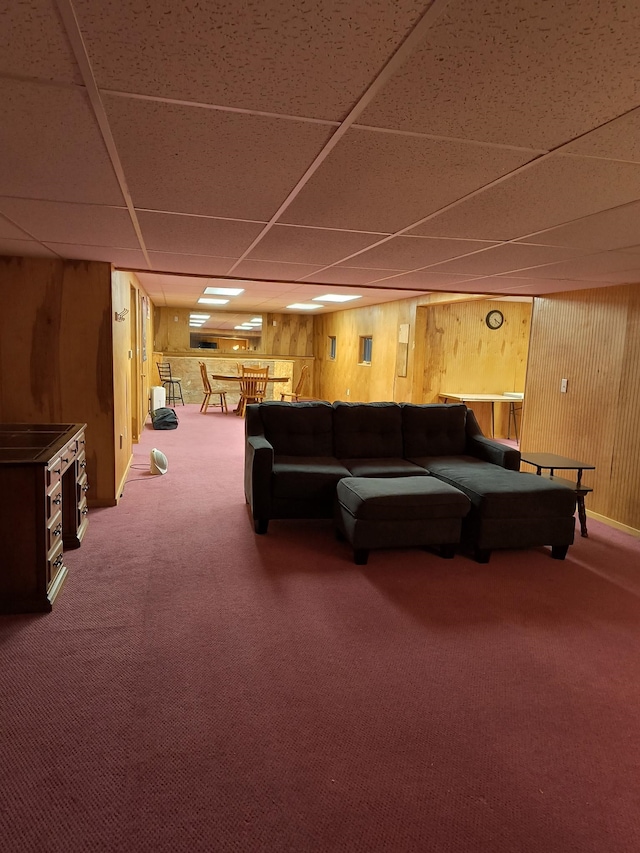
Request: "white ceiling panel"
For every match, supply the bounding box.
[563,107,640,163]
[410,155,640,242]
[0,238,57,258]
[0,199,138,247]
[137,211,266,257]
[103,94,333,219]
[0,79,124,205]
[246,224,384,265]
[426,242,590,277]
[281,127,535,233]
[3,0,640,310]
[516,202,640,253]
[359,0,640,150]
[0,0,82,84]
[339,235,499,270]
[73,0,427,121]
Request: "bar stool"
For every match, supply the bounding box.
[157,362,184,406]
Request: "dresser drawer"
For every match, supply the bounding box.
[47,542,65,589]
[47,481,63,521]
[47,456,62,487]
[47,512,63,554]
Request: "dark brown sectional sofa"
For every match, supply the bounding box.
[244,401,577,562]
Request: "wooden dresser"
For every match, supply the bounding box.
[0,423,89,614]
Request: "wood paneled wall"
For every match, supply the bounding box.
[263,313,314,357]
[522,285,640,532]
[313,295,530,436]
[415,300,531,435]
[0,257,154,507]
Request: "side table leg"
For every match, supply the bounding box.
[577,495,588,538]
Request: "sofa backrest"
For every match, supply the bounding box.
[255,401,335,456]
[333,402,403,459]
[401,403,468,457]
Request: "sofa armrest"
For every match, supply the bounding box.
[466,434,521,470]
[465,408,520,470]
[244,435,275,518]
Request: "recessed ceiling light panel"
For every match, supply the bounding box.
[198,297,229,305]
[204,286,244,296]
[286,303,322,310]
[312,294,362,303]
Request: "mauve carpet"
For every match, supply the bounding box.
[2,404,640,852]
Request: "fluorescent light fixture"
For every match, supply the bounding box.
[250,317,262,323]
[198,297,229,305]
[204,286,244,296]
[312,293,362,303]
[234,324,254,330]
[189,322,204,327]
[286,303,322,310]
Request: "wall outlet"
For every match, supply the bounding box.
[560,378,568,393]
[346,388,350,396]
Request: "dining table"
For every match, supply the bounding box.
[210,373,291,414]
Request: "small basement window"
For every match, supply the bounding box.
[359,336,373,365]
[328,336,337,360]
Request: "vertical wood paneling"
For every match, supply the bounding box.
[263,313,314,356]
[419,300,531,436]
[522,285,640,531]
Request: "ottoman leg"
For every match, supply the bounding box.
[354,548,369,566]
[551,545,569,560]
[440,544,456,559]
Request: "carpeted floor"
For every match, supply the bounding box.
[2,404,640,852]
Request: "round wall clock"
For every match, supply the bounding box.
[485,309,504,330]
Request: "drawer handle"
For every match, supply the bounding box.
[80,461,87,469]
[53,468,61,475]
[53,524,62,537]
[53,496,62,505]
[62,457,69,464]
[82,483,90,493]
[81,507,89,516]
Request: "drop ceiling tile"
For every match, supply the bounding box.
[0,215,31,240]
[104,95,333,219]
[371,270,483,288]
[137,211,265,256]
[494,277,615,295]
[247,225,384,265]
[0,238,57,258]
[515,202,640,252]
[148,252,236,276]
[340,235,499,270]
[46,244,148,267]
[0,199,138,247]
[426,242,589,276]
[563,107,640,162]
[359,0,640,149]
[410,154,640,241]
[0,1,82,83]
[302,266,405,285]
[74,0,424,120]
[509,251,640,281]
[230,260,326,281]
[0,79,124,205]
[281,127,534,233]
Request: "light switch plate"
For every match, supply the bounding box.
[560,378,568,393]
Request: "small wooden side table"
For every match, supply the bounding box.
[520,452,595,538]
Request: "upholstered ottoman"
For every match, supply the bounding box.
[335,476,471,565]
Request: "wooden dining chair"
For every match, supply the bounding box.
[237,365,269,416]
[198,362,228,414]
[280,364,310,401]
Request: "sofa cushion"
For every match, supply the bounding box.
[418,456,577,519]
[333,402,403,459]
[259,401,335,457]
[272,456,351,499]
[401,403,467,458]
[337,476,470,521]
[341,458,428,478]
